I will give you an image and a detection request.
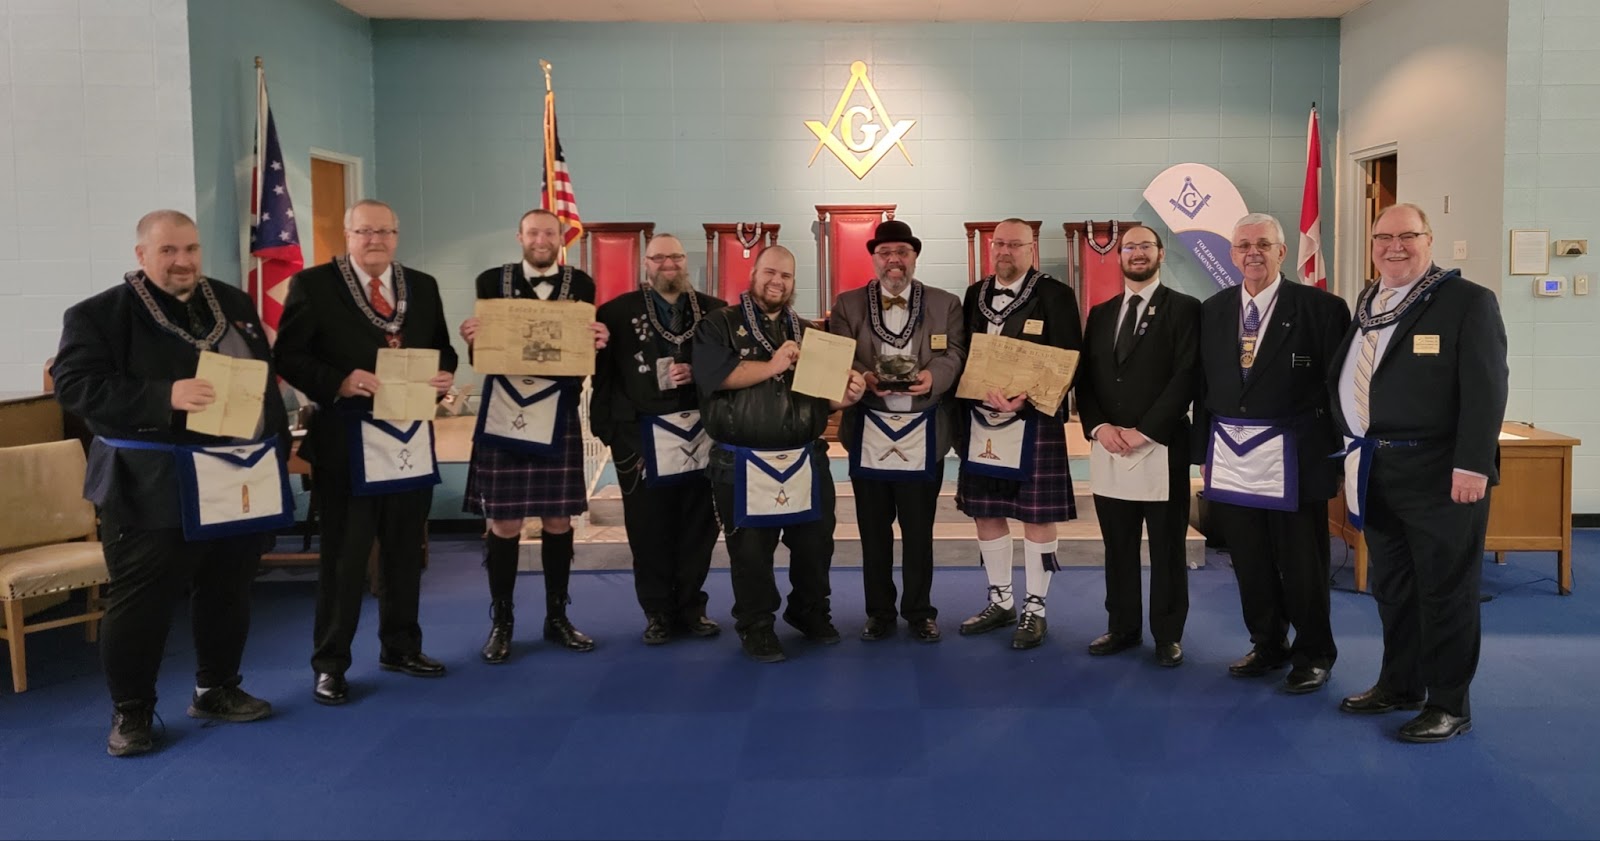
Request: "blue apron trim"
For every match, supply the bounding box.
[1203,415,1300,512]
[98,436,294,541]
[722,443,822,528]
[346,416,442,496]
[639,411,708,488]
[962,406,1037,481]
[1331,436,1421,530]
[849,407,939,482]
[471,375,574,458]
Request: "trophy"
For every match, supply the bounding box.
[874,352,920,392]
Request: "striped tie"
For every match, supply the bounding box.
[1353,288,1396,432]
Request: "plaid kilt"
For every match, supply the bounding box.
[955,413,1077,524]
[463,404,588,519]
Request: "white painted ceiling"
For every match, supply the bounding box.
[334,0,1370,23]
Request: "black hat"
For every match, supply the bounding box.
[866,220,922,255]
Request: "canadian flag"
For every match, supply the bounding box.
[1298,106,1326,290]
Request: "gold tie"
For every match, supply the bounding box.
[1353,288,1396,432]
[881,295,906,309]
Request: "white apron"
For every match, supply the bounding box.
[1203,416,1298,512]
[640,410,710,487]
[1089,440,1170,502]
[473,375,571,457]
[347,417,441,496]
[963,406,1035,481]
[100,436,293,541]
[851,408,938,482]
[726,444,821,528]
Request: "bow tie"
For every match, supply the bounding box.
[988,288,1017,305]
[881,295,907,310]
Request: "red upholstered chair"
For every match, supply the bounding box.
[815,204,895,315]
[579,223,655,306]
[1063,220,1145,327]
[702,222,780,303]
[964,220,1043,285]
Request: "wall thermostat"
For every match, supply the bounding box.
[1535,276,1566,296]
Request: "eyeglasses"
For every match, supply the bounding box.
[1230,240,1280,253]
[873,247,916,258]
[990,240,1032,251]
[646,253,687,263]
[348,228,398,239]
[1371,232,1429,245]
[1120,242,1159,253]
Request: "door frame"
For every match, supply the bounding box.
[1340,141,1397,302]
[308,147,364,216]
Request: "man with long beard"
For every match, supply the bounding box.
[457,209,609,663]
[692,246,866,663]
[591,234,728,644]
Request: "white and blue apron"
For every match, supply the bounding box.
[1203,415,1299,512]
[473,375,573,457]
[723,443,822,528]
[1333,435,1422,530]
[639,410,710,487]
[345,416,441,496]
[100,437,294,541]
[851,408,938,482]
[963,406,1035,482]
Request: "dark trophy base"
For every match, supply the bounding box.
[877,378,917,392]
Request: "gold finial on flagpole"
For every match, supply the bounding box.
[255,56,262,69]
[540,59,553,93]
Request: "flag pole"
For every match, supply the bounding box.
[540,59,565,264]
[251,56,265,316]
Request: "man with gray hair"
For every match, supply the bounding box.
[1193,212,1350,695]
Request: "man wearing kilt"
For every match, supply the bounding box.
[591,233,728,644]
[457,209,610,663]
[955,218,1084,650]
[692,246,866,663]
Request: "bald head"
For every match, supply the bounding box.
[134,210,202,299]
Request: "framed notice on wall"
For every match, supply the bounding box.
[1509,229,1550,275]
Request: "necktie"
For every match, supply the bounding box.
[667,299,687,334]
[1353,289,1397,433]
[1114,294,1142,365]
[1240,300,1261,379]
[881,295,906,309]
[368,277,394,318]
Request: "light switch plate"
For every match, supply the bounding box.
[1577,275,1590,295]
[1453,241,1468,260]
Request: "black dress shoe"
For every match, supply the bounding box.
[642,613,673,646]
[861,615,897,641]
[1339,685,1426,715]
[544,615,596,652]
[1398,707,1472,743]
[783,612,842,644]
[740,627,786,663]
[1088,632,1142,656]
[1228,646,1292,677]
[910,617,941,643]
[677,614,721,638]
[481,599,514,664]
[313,672,349,705]
[1282,665,1331,694]
[1155,642,1184,668]
[959,603,1017,636]
[378,652,447,678]
[1011,611,1048,650]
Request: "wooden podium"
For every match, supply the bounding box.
[1329,422,1582,595]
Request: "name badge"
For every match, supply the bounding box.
[1414,334,1441,355]
[930,334,948,351]
[1023,319,1044,335]
[1291,353,1313,368]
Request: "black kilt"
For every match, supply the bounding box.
[955,413,1078,524]
[463,405,588,519]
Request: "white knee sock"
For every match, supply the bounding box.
[978,535,1014,609]
[1023,538,1059,616]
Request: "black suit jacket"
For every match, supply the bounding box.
[1077,282,1201,464]
[590,287,728,457]
[274,259,458,473]
[1328,269,1508,485]
[1193,277,1351,502]
[960,269,1084,419]
[52,277,289,527]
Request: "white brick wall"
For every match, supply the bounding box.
[0,0,194,392]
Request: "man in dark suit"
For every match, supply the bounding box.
[53,210,286,756]
[955,218,1084,650]
[591,233,727,645]
[827,220,968,643]
[274,199,459,705]
[1331,202,1508,743]
[1195,212,1350,694]
[1077,225,1200,668]
[456,209,609,663]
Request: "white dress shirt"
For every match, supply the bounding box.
[1337,274,1421,437]
[877,282,915,412]
[986,274,1026,336]
[1239,274,1282,347]
[523,259,561,299]
[350,261,394,309]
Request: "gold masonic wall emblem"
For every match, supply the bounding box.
[805,61,915,179]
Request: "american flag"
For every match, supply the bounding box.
[541,86,583,249]
[1298,106,1327,290]
[248,63,303,340]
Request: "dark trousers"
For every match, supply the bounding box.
[712,475,835,635]
[98,513,261,704]
[1094,482,1190,645]
[1364,470,1488,717]
[1210,500,1336,670]
[619,456,719,619]
[311,484,431,675]
[852,476,939,622]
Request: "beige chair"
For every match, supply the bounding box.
[0,440,110,692]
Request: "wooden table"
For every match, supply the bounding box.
[1330,422,1582,595]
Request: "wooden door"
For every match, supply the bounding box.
[1362,153,1397,281]
[310,157,348,264]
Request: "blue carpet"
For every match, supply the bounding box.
[3,533,1598,840]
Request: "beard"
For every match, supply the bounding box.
[649,269,689,296]
[525,246,558,270]
[752,285,793,313]
[1122,260,1158,283]
[994,258,1023,283]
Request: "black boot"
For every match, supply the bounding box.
[107,699,157,757]
[481,599,514,663]
[544,596,595,652]
[541,529,594,652]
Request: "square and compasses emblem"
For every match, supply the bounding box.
[805,61,916,179]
